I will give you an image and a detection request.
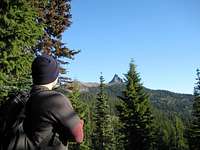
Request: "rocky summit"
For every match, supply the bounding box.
[109,74,123,85]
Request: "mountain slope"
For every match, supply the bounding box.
[58,74,193,121]
[80,82,193,120]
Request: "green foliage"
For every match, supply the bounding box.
[85,82,193,122]
[188,69,200,150]
[73,76,192,149]
[174,115,189,150]
[31,0,80,77]
[0,0,79,101]
[116,62,155,150]
[0,0,43,100]
[148,89,193,122]
[57,73,191,150]
[154,108,189,150]
[92,75,115,150]
[67,82,91,150]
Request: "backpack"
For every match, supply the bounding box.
[0,91,34,150]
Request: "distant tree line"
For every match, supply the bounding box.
[66,62,190,150]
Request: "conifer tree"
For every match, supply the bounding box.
[153,109,189,150]
[0,0,43,100]
[92,74,115,150]
[0,0,78,102]
[174,115,188,150]
[188,69,200,150]
[116,61,155,150]
[31,0,80,77]
[68,82,91,150]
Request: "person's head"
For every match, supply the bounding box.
[31,54,59,90]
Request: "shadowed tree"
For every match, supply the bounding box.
[31,0,80,79]
[0,0,79,102]
[189,69,200,150]
[92,74,115,150]
[0,0,43,100]
[68,81,91,150]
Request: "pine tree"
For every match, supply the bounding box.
[153,108,189,150]
[173,115,188,150]
[0,0,79,101]
[68,81,91,150]
[0,0,43,101]
[110,115,124,150]
[116,61,155,150]
[188,69,200,150]
[154,111,173,150]
[92,74,115,150]
[31,0,80,79]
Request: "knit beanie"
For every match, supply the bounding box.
[31,55,59,85]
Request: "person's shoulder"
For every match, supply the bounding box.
[50,90,71,102]
[50,90,73,109]
[47,90,64,98]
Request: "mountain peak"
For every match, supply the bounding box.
[109,74,123,85]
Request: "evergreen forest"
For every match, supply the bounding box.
[0,0,200,150]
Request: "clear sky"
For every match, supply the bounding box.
[63,0,200,94]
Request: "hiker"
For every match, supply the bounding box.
[23,54,84,149]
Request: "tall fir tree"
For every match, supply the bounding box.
[0,0,43,101]
[68,81,92,150]
[92,74,115,150]
[31,0,80,79]
[116,61,155,150]
[0,0,78,102]
[173,115,188,150]
[188,69,200,150]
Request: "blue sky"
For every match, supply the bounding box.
[63,0,200,94]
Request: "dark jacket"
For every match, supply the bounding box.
[23,85,81,150]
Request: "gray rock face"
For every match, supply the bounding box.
[109,74,123,85]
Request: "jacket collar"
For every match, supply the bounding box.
[31,85,50,95]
